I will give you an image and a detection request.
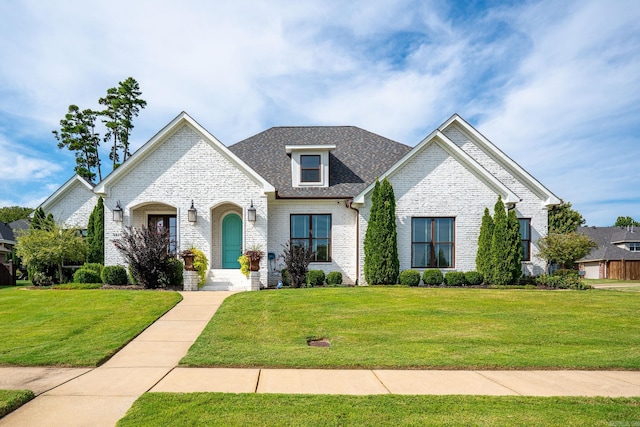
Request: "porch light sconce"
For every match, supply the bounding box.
[113,201,123,222]
[188,200,197,223]
[247,200,257,223]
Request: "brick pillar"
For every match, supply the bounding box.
[183,270,199,291]
[249,271,261,291]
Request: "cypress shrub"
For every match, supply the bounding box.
[86,208,96,262]
[399,269,421,286]
[489,196,512,285]
[326,271,342,285]
[422,269,443,286]
[364,179,382,284]
[101,265,128,285]
[364,178,399,284]
[476,207,494,279]
[306,270,325,287]
[444,271,467,286]
[92,197,104,264]
[507,209,523,283]
[73,268,101,284]
[465,271,484,286]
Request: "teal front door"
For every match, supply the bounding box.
[222,213,242,269]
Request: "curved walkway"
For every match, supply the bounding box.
[2,291,640,426]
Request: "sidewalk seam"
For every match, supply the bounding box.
[255,369,262,393]
[371,370,392,394]
[474,371,522,395]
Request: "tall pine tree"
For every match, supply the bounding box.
[489,196,512,285]
[475,207,494,281]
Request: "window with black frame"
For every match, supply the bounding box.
[291,214,331,262]
[411,217,455,268]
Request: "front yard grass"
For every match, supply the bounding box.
[181,287,640,369]
[118,393,640,426]
[0,287,181,366]
[0,390,34,418]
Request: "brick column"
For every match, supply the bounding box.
[183,270,199,291]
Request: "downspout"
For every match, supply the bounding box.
[346,198,359,285]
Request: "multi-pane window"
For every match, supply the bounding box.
[148,215,177,253]
[518,218,531,261]
[291,214,331,262]
[630,242,640,252]
[411,218,455,268]
[300,155,321,183]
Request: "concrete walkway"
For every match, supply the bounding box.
[2,291,640,426]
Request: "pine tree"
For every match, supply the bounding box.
[476,207,494,280]
[30,207,46,230]
[364,179,381,284]
[507,209,523,283]
[490,196,512,285]
[378,179,399,284]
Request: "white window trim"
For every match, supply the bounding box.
[286,145,335,188]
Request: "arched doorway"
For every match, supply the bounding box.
[221,213,242,269]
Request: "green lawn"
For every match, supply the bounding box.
[0,390,34,419]
[117,393,640,427]
[0,287,181,366]
[181,287,640,369]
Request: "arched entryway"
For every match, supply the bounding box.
[221,213,242,269]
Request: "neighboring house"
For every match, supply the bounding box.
[0,221,16,257]
[41,112,560,290]
[577,226,640,280]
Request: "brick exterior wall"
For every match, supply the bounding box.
[45,180,98,229]
[101,124,268,286]
[268,199,358,285]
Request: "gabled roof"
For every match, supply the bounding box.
[0,222,16,244]
[39,175,94,212]
[94,112,275,195]
[229,126,411,198]
[440,114,561,207]
[577,226,640,262]
[354,125,520,205]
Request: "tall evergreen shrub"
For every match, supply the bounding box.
[364,178,399,284]
[86,197,104,264]
[507,209,523,283]
[489,196,512,285]
[476,207,494,279]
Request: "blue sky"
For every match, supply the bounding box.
[0,0,638,226]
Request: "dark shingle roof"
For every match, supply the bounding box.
[228,126,411,198]
[0,222,16,243]
[577,226,640,261]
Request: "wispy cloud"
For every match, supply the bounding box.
[0,0,638,224]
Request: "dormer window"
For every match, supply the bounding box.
[301,155,321,183]
[286,144,335,188]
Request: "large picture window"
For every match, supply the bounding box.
[411,218,455,268]
[518,218,531,261]
[291,214,331,262]
[300,155,321,183]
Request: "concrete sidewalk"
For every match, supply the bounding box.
[2,290,640,426]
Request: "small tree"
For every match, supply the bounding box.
[476,207,494,279]
[548,202,585,234]
[537,232,597,270]
[15,222,87,284]
[112,225,173,289]
[281,241,312,288]
[614,216,640,227]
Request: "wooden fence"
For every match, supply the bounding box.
[0,261,16,286]
[608,260,640,281]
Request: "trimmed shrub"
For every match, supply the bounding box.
[32,271,54,287]
[399,269,421,286]
[73,268,102,284]
[306,270,325,287]
[465,271,484,286]
[280,268,292,287]
[101,265,128,285]
[326,271,343,285]
[166,257,184,289]
[82,262,104,277]
[422,269,443,286]
[444,271,467,287]
[552,268,579,278]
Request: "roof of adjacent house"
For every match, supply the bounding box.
[577,226,640,262]
[0,222,16,244]
[228,126,412,198]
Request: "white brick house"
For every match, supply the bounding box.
[42,112,560,289]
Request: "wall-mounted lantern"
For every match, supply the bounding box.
[113,201,123,222]
[247,200,257,223]
[188,200,197,223]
